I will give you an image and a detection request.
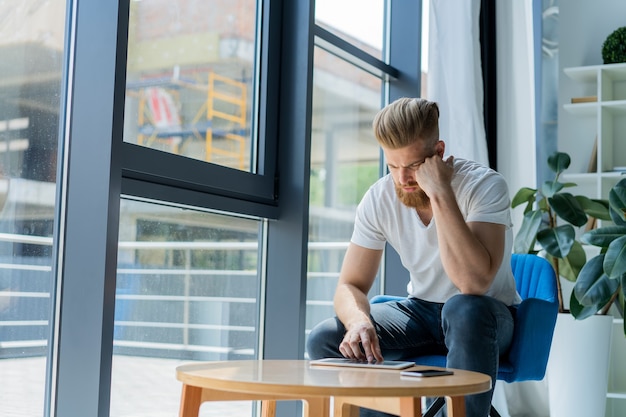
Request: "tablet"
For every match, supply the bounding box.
[309,358,415,370]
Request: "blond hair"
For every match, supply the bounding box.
[372,98,440,149]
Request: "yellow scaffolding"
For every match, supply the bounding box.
[133,71,248,170]
[206,72,247,170]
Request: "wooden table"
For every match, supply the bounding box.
[176,360,491,417]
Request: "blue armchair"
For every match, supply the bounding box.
[370,254,559,417]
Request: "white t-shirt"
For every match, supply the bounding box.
[351,158,521,306]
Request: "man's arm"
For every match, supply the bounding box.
[334,242,385,363]
[417,156,505,294]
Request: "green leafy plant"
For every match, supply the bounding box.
[574,177,626,335]
[602,26,626,64]
[511,152,611,312]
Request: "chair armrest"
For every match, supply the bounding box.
[370,295,405,304]
[505,298,558,382]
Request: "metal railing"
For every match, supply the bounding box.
[0,233,345,359]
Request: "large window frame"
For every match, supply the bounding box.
[120,0,282,218]
[48,1,432,417]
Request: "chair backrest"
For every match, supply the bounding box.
[504,254,559,383]
[510,253,558,303]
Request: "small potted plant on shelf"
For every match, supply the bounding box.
[602,26,626,64]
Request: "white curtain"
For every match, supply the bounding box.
[496,2,547,417]
[427,0,489,166]
[495,0,537,234]
[430,1,546,416]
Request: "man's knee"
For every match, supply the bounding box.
[306,317,344,359]
[441,294,497,332]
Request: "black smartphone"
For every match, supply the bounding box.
[400,369,454,377]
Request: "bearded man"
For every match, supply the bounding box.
[306,97,521,417]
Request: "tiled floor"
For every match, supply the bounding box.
[0,355,252,417]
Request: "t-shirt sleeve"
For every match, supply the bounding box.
[464,171,512,227]
[350,188,387,250]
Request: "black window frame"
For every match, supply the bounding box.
[119,0,282,219]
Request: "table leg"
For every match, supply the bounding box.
[178,384,202,417]
[398,397,421,417]
[303,396,330,417]
[261,400,277,417]
[334,397,360,417]
[445,396,466,417]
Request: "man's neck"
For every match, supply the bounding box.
[415,206,432,225]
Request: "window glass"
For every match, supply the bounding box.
[110,199,262,416]
[0,1,65,416]
[421,0,430,98]
[124,0,259,173]
[305,47,382,344]
[315,0,385,60]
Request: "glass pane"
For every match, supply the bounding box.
[421,0,430,98]
[305,47,382,346]
[110,199,262,417]
[0,1,66,416]
[124,0,259,172]
[315,0,385,60]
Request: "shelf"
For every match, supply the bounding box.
[603,63,626,81]
[564,66,599,82]
[601,171,626,178]
[565,63,626,82]
[561,172,598,183]
[602,100,626,113]
[564,102,598,116]
[607,317,626,401]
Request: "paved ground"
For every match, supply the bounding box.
[0,355,252,417]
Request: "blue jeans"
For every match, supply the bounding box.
[306,294,516,417]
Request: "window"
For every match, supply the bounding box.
[0,1,66,416]
[305,0,425,343]
[2,1,427,416]
[109,199,262,416]
[315,0,385,60]
[121,0,279,214]
[306,47,383,336]
[124,0,260,173]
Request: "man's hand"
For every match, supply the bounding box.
[334,244,385,363]
[339,321,384,363]
[414,155,454,198]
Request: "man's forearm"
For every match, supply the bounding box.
[430,189,498,293]
[334,283,372,329]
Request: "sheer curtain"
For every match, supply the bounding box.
[496,2,546,417]
[429,1,545,416]
[427,0,489,166]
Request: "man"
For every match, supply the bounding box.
[306,97,521,417]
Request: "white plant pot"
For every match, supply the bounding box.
[546,313,613,417]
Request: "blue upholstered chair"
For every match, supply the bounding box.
[369,254,559,417]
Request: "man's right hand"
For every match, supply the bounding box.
[339,321,384,363]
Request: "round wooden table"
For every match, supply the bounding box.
[176,360,491,417]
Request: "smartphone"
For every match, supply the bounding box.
[400,369,454,377]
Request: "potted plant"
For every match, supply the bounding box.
[602,26,626,64]
[510,151,622,417]
[511,151,611,311]
[574,177,626,326]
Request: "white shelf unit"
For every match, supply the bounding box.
[561,64,626,416]
[606,319,626,417]
[560,63,626,202]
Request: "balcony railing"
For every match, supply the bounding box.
[0,233,344,359]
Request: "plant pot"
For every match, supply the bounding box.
[546,313,613,417]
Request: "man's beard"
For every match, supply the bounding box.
[395,183,431,209]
